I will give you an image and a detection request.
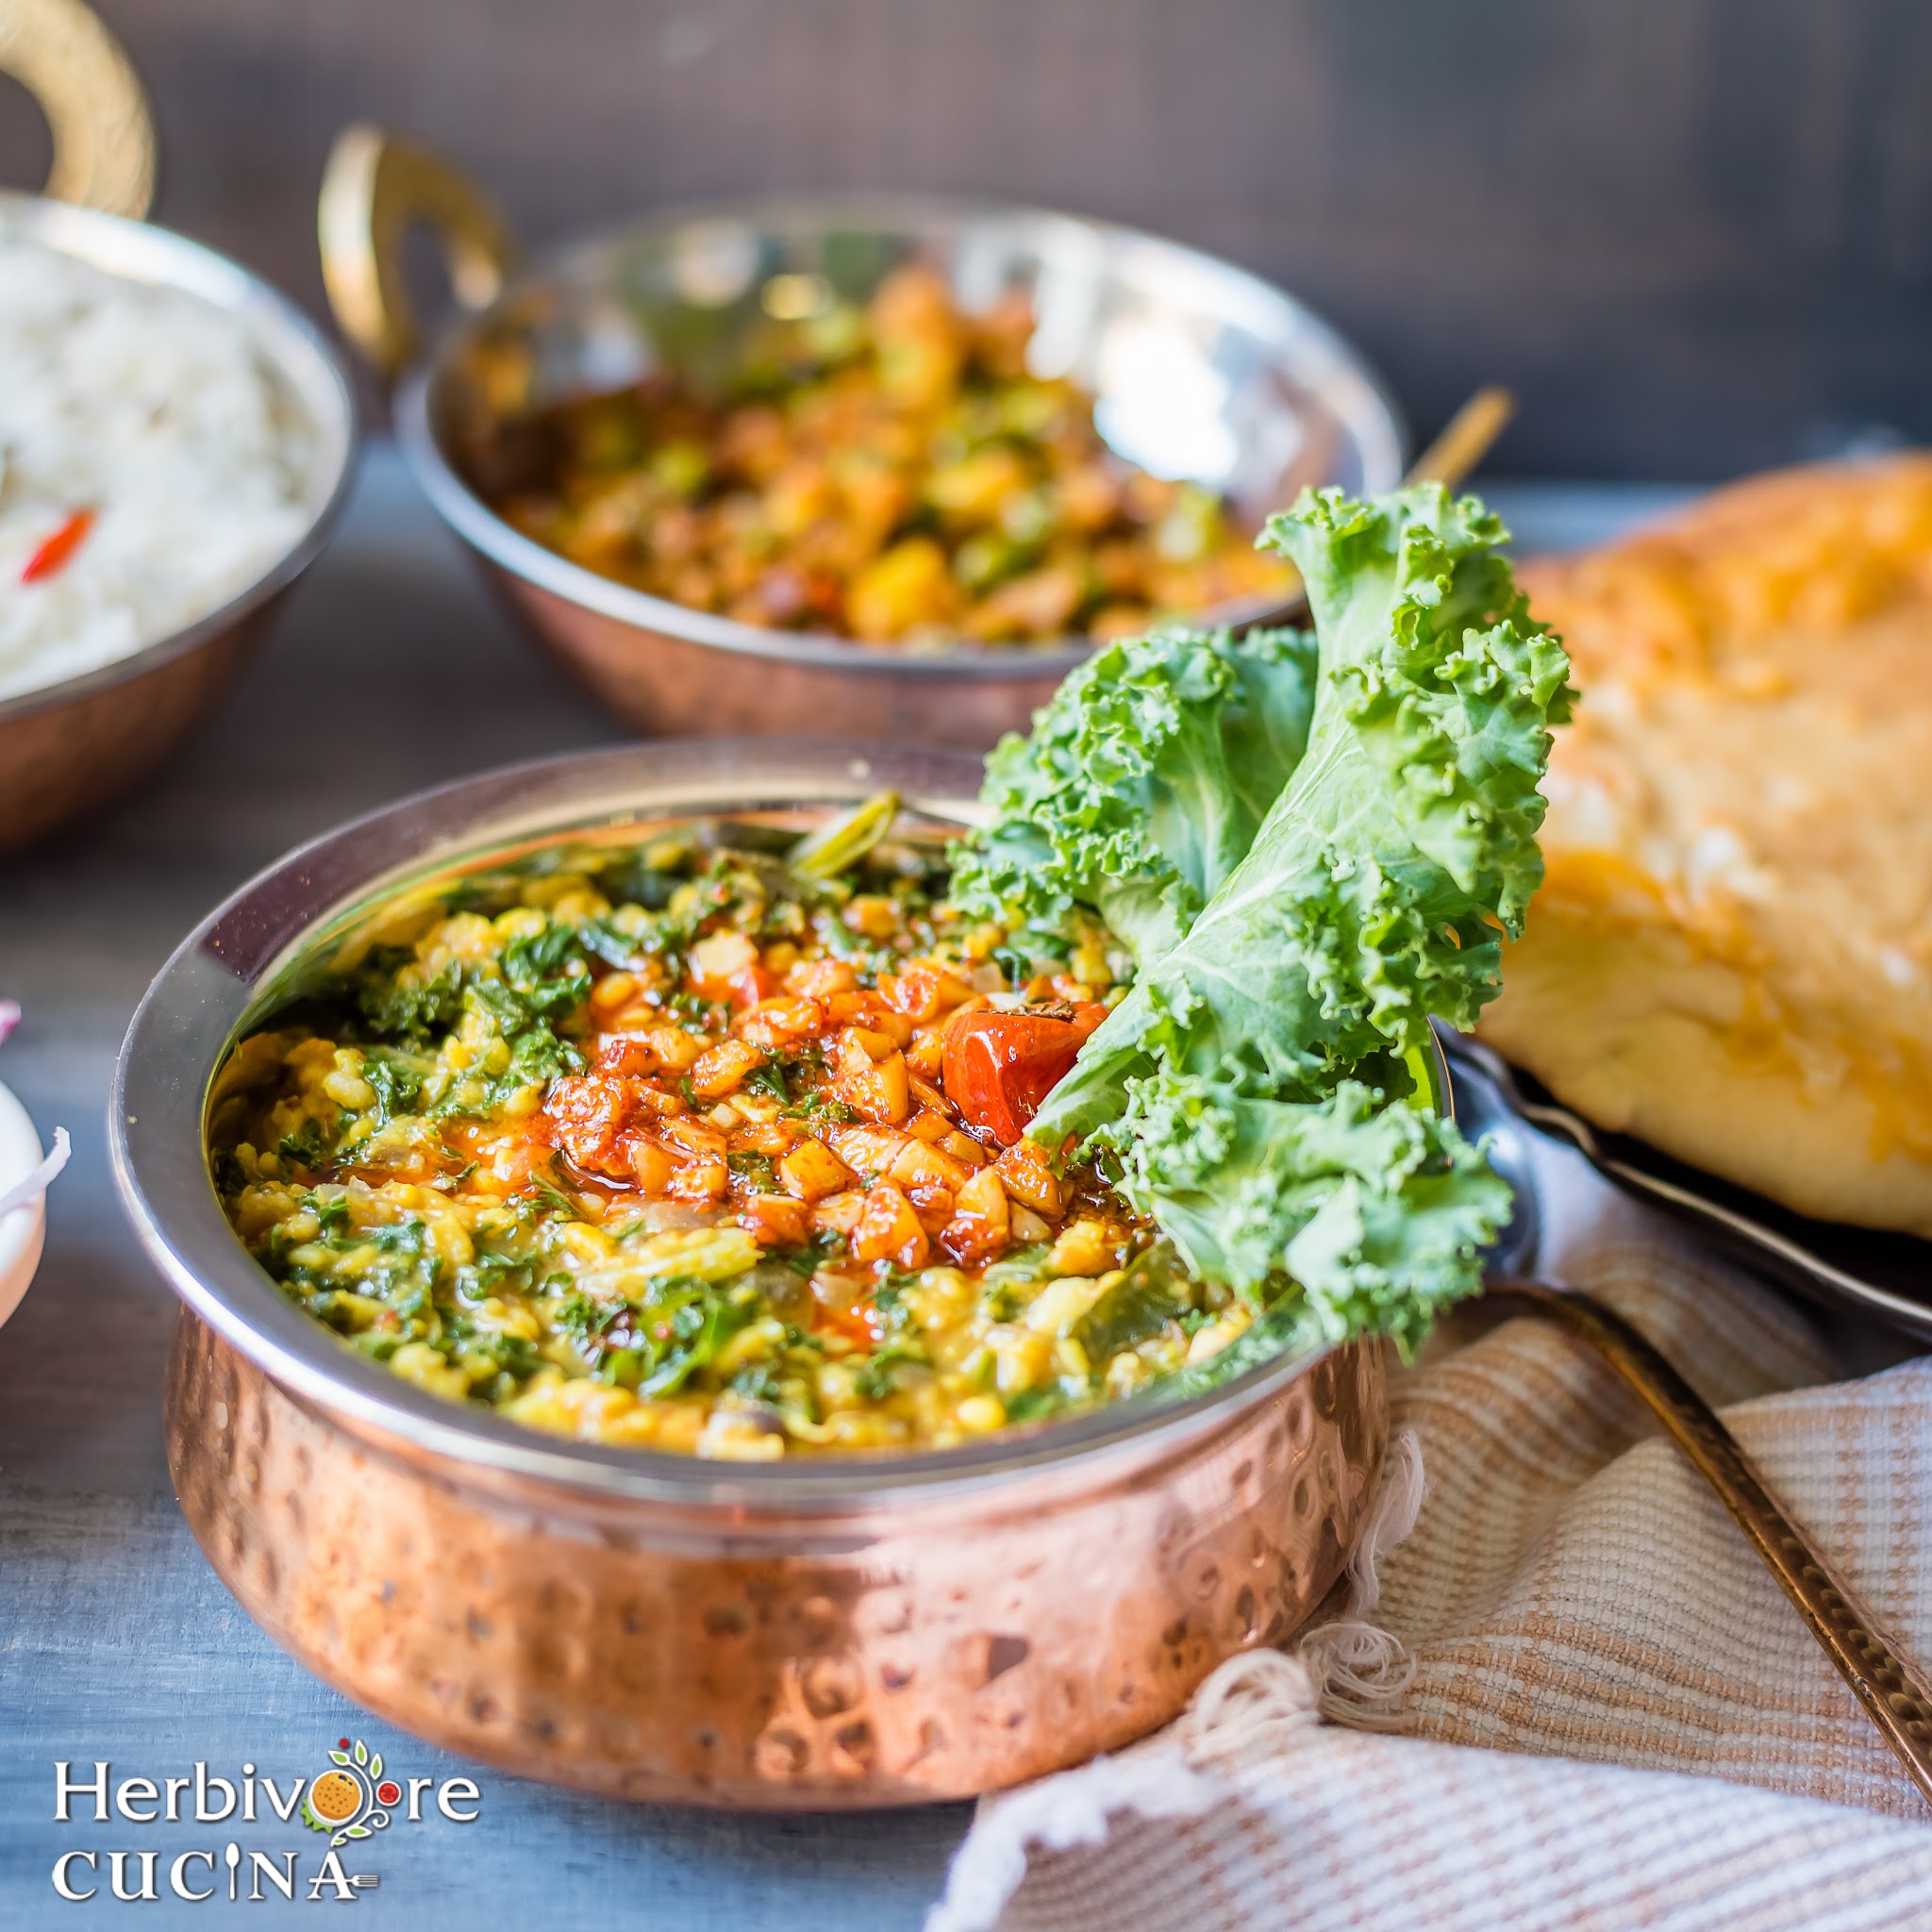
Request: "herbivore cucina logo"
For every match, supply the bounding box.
[52,1741,482,1904]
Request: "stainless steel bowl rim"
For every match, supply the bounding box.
[0,192,359,725]
[395,189,1407,679]
[112,737,1416,1514]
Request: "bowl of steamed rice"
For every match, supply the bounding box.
[0,193,356,852]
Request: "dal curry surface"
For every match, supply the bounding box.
[207,818,1246,1458]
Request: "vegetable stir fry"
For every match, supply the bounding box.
[482,265,1294,647]
[208,485,1572,1457]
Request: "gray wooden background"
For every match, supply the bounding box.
[6,0,1930,478]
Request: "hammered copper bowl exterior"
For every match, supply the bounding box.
[0,606,270,854]
[492,568,1073,747]
[166,1311,1384,1807]
[117,741,1400,1808]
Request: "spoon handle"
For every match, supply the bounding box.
[1404,387,1515,490]
[1490,1275,1932,1811]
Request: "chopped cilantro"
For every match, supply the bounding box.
[726,1150,778,1190]
[852,1340,928,1400]
[1004,1385,1069,1423]
[354,950,462,1047]
[360,1049,425,1124]
[743,1061,790,1103]
[780,1090,858,1124]
[521,1175,580,1223]
[308,1191,351,1237]
[276,1117,328,1168]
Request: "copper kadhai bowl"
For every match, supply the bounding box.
[110,740,1392,1807]
[315,126,1405,749]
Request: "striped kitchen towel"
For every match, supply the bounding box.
[931,1133,1932,1931]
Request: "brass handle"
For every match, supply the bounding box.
[318,124,515,378]
[0,0,155,219]
[1405,386,1515,491]
[1492,1276,1932,1811]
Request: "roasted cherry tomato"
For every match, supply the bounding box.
[941,1003,1106,1145]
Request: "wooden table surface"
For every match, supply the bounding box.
[0,452,1674,1926]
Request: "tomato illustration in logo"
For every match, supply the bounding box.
[301,1738,397,1847]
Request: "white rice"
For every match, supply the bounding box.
[0,240,313,705]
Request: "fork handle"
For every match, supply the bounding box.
[1490,1276,1932,1810]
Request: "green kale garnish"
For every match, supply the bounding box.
[957,487,1574,1364]
[950,624,1320,972]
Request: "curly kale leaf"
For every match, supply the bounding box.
[948,625,1319,968]
[1091,1074,1511,1355]
[1030,485,1576,1151]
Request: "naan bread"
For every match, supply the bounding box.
[1479,457,1932,1235]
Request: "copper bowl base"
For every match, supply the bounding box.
[492,567,1069,750]
[165,1310,1386,1807]
[0,610,272,855]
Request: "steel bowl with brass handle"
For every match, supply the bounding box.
[0,0,154,219]
[112,739,1395,1807]
[316,126,1407,749]
[0,0,357,853]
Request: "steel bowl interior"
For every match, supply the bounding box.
[113,738,1437,1514]
[400,192,1407,677]
[0,191,358,724]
